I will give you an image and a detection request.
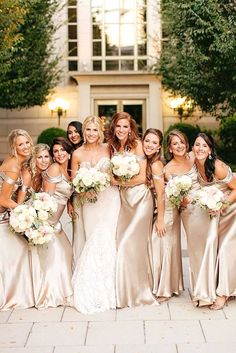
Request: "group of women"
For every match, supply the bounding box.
[0,112,235,313]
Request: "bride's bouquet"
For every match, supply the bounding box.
[192,185,225,218]
[72,166,110,203]
[165,175,192,208]
[110,153,140,182]
[9,192,58,246]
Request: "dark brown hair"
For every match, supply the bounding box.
[67,121,83,149]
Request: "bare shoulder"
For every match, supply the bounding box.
[0,156,20,180]
[188,151,195,162]
[152,160,164,175]
[46,163,61,177]
[135,139,144,155]
[214,159,229,180]
[21,168,32,183]
[72,145,84,160]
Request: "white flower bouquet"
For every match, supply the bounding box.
[9,192,58,246]
[165,175,192,208]
[110,153,140,181]
[192,185,225,218]
[72,167,110,203]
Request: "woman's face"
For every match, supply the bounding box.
[67,125,81,145]
[15,135,32,158]
[52,144,69,165]
[169,135,187,157]
[36,150,51,171]
[193,136,211,161]
[114,118,131,142]
[84,122,99,144]
[143,133,161,157]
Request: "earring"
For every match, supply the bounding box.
[68,155,71,160]
[208,154,212,160]
[128,132,131,136]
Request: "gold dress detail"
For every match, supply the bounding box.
[181,165,218,306]
[199,168,236,297]
[0,172,34,311]
[151,173,183,298]
[30,172,73,308]
[116,157,155,307]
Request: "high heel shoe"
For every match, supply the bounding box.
[210,296,228,310]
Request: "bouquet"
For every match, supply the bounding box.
[165,175,192,208]
[192,185,225,218]
[72,167,110,203]
[110,153,140,181]
[9,192,58,246]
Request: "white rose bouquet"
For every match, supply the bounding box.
[110,153,140,182]
[165,175,192,208]
[72,167,110,204]
[192,185,225,218]
[9,192,58,246]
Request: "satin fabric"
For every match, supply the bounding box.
[151,196,183,298]
[116,184,155,308]
[199,168,236,297]
[181,165,218,306]
[0,173,34,311]
[72,195,86,270]
[30,172,73,309]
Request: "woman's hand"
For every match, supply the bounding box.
[180,196,192,208]
[155,218,166,237]
[85,190,97,202]
[67,200,74,218]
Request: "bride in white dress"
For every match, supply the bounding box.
[71,116,120,314]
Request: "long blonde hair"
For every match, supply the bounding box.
[8,129,33,157]
[82,116,104,144]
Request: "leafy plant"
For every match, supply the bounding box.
[37,127,67,147]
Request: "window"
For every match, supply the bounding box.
[68,0,78,71]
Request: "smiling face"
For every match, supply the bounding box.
[67,125,81,145]
[143,133,161,157]
[84,122,99,144]
[52,144,69,165]
[15,135,32,158]
[193,136,211,162]
[35,150,51,171]
[170,135,187,157]
[114,118,131,142]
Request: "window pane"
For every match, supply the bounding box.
[120,24,134,55]
[93,24,102,39]
[104,9,119,23]
[68,8,77,22]
[92,8,102,23]
[120,0,135,23]
[68,25,77,39]
[93,42,102,56]
[138,42,147,55]
[93,60,102,71]
[121,60,134,70]
[106,60,119,70]
[106,42,119,56]
[68,42,77,56]
[137,23,147,41]
[105,24,119,51]
[68,0,76,5]
[138,59,147,70]
[91,0,102,6]
[68,60,78,71]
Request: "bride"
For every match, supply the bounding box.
[71,115,120,314]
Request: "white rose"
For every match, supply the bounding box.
[37,210,49,221]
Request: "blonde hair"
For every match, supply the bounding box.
[30,144,51,177]
[82,116,104,144]
[8,129,33,157]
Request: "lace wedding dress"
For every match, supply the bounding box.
[72,157,120,314]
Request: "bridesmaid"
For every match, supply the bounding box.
[143,128,183,302]
[193,133,236,310]
[30,137,74,308]
[0,129,34,310]
[67,121,83,151]
[165,129,217,307]
[107,112,155,308]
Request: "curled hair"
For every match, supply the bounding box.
[8,129,33,157]
[28,144,51,192]
[107,112,139,153]
[67,121,83,148]
[82,115,104,144]
[166,129,189,161]
[143,128,163,187]
[195,132,217,182]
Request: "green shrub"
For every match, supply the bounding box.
[37,127,67,146]
[217,115,236,165]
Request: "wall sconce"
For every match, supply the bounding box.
[170,97,194,123]
[48,98,70,126]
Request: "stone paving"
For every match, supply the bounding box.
[1,257,236,353]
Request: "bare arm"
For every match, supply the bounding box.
[71,150,80,179]
[152,161,166,236]
[215,161,236,204]
[0,162,20,209]
[17,169,32,204]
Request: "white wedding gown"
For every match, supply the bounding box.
[72,158,120,314]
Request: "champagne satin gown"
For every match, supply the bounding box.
[72,158,120,314]
[116,159,155,308]
[30,172,73,308]
[0,172,34,311]
[151,174,183,298]
[181,165,218,306]
[199,167,236,297]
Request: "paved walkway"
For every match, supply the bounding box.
[0,257,235,353]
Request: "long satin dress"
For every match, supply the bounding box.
[116,156,155,308]
[72,158,120,314]
[72,195,86,270]
[151,173,183,298]
[30,172,73,308]
[0,172,34,311]
[181,165,218,306]
[198,168,236,297]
